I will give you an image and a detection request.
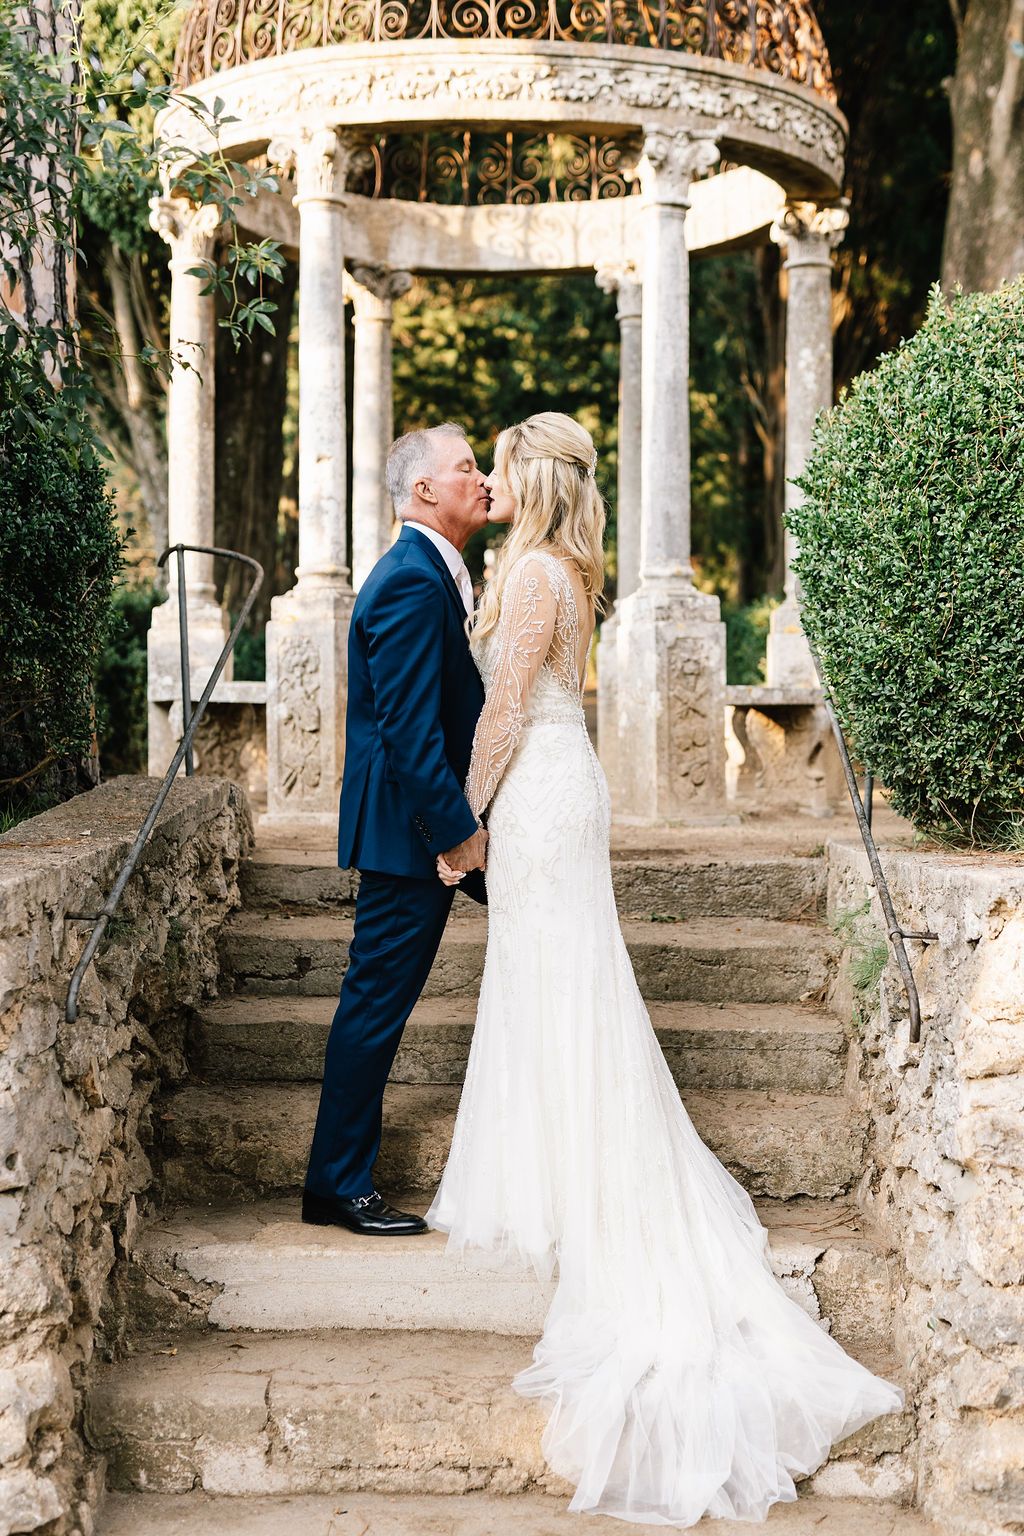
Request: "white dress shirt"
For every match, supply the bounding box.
[404,521,474,617]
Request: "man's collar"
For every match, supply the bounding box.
[402,520,464,576]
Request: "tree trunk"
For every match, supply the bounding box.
[942,0,1024,291]
[214,257,299,624]
[104,245,169,576]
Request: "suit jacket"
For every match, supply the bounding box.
[338,524,485,891]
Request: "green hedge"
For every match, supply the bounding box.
[0,355,124,818]
[790,283,1024,846]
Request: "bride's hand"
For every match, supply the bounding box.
[436,854,465,887]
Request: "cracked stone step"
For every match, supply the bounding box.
[85,1329,916,1503]
[96,1489,942,1536]
[240,851,823,923]
[189,995,848,1094]
[217,914,835,1004]
[127,1195,894,1351]
[156,1082,865,1204]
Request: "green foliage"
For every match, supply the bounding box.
[390,273,619,577]
[723,596,778,685]
[232,622,266,682]
[791,282,1024,847]
[96,580,160,775]
[0,353,126,812]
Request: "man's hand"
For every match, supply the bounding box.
[441,827,488,875]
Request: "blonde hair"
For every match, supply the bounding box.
[473,412,606,644]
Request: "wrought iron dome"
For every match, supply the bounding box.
[174,0,836,103]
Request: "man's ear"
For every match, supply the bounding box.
[414,476,438,505]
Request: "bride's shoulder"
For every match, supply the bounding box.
[506,547,570,590]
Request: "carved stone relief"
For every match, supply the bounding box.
[277,635,323,799]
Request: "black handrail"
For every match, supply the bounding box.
[65,544,264,1024]
[804,632,935,1044]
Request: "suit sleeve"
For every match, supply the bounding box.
[363,563,480,855]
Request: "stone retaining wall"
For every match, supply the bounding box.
[0,778,252,1536]
[827,837,1024,1536]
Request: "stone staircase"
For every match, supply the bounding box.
[87,829,937,1535]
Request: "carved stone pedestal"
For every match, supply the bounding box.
[612,585,728,821]
[596,612,620,796]
[264,586,354,830]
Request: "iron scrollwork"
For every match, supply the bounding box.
[175,0,836,102]
[336,128,639,203]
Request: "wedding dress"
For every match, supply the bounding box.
[426,550,904,1527]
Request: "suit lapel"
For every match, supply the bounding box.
[399,525,469,626]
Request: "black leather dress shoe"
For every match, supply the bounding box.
[301,1189,428,1236]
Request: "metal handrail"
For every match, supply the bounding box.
[65,544,264,1024]
[804,632,935,1045]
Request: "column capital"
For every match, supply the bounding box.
[639,128,719,209]
[595,261,642,321]
[770,200,850,266]
[345,265,414,318]
[268,127,358,206]
[149,196,221,267]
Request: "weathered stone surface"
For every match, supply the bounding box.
[217,913,835,1005]
[0,778,251,1534]
[240,850,823,921]
[155,1081,864,1203]
[86,1329,908,1499]
[96,1488,943,1536]
[189,995,846,1094]
[827,836,1024,1536]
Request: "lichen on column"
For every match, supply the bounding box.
[767,199,849,690]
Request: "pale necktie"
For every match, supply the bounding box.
[455,561,474,618]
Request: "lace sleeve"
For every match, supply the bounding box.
[465,556,558,819]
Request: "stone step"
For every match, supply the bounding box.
[189,995,847,1094]
[155,1082,865,1204]
[96,1489,941,1536]
[127,1196,894,1351]
[241,850,823,922]
[217,913,834,1005]
[85,1328,916,1503]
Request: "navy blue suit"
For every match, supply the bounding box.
[305,525,485,1201]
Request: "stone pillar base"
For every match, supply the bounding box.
[613,585,728,822]
[264,582,353,828]
[596,611,620,796]
[146,597,231,775]
[766,599,819,690]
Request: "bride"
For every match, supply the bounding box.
[425,411,904,1528]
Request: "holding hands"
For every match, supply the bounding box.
[437,826,487,887]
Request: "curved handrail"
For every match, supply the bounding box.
[65,545,264,1024]
[803,631,935,1044]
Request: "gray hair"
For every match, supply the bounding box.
[386,422,468,516]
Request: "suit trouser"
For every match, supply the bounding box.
[304,870,456,1200]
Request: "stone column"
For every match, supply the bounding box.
[613,127,728,822]
[264,129,356,830]
[346,264,413,589]
[766,200,849,688]
[594,261,642,790]
[596,261,643,603]
[146,196,227,773]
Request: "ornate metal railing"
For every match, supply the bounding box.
[804,632,936,1046]
[175,0,835,101]
[344,128,640,203]
[65,546,263,1025]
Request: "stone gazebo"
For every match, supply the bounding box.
[148,0,848,830]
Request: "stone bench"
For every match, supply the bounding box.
[149,678,268,809]
[725,685,846,817]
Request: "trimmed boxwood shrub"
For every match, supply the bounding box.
[790,282,1024,847]
[0,354,125,818]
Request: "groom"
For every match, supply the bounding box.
[301,423,491,1235]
